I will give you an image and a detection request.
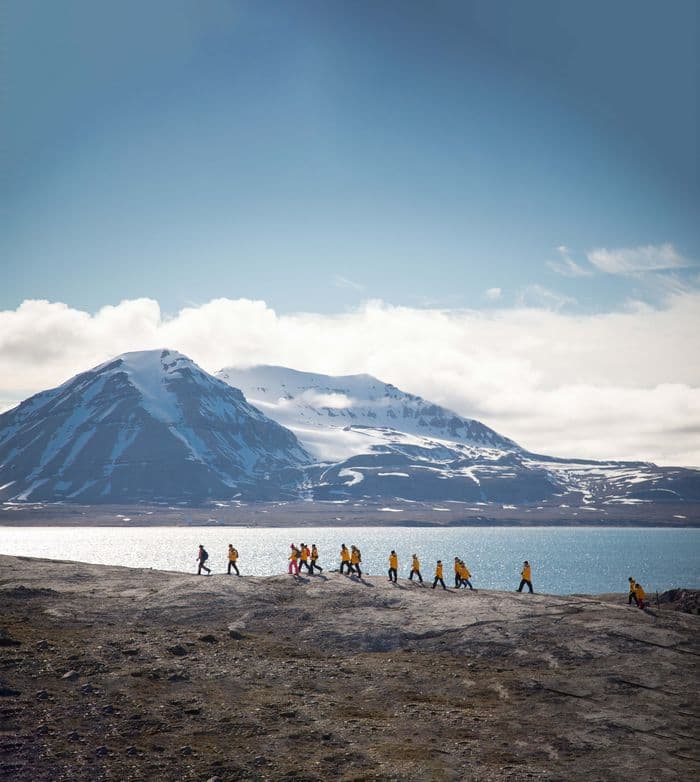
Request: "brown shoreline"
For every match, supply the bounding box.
[2,499,699,527]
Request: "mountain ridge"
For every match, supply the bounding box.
[218,364,700,508]
[1,351,699,511]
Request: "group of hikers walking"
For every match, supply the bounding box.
[196,543,240,575]
[287,542,323,575]
[196,543,537,594]
[390,551,475,590]
[338,543,362,576]
[196,543,649,604]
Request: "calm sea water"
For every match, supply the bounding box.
[0,526,698,595]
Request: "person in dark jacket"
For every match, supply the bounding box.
[197,544,211,576]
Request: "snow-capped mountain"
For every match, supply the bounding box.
[217,365,700,507]
[216,365,519,462]
[0,350,309,503]
[1,355,698,511]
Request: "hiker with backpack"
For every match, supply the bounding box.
[432,560,447,590]
[197,544,211,576]
[408,553,423,583]
[350,545,362,578]
[227,544,240,576]
[288,544,300,575]
[388,550,398,583]
[309,544,323,574]
[458,559,474,590]
[299,543,313,574]
[516,560,534,593]
[340,544,352,575]
[453,557,462,588]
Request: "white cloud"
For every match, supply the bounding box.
[296,391,355,409]
[517,284,576,310]
[1,293,700,467]
[547,245,593,277]
[587,243,692,275]
[333,275,364,291]
[484,287,502,301]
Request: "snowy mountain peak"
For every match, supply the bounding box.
[216,364,519,461]
[87,349,246,425]
[0,350,309,504]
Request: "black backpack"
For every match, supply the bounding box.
[202,549,209,561]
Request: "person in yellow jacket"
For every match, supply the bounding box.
[288,544,300,575]
[388,550,398,583]
[340,544,351,575]
[409,554,423,583]
[455,557,462,589]
[299,543,312,574]
[633,581,646,609]
[227,544,240,576]
[459,560,474,590]
[432,560,447,590]
[517,560,533,593]
[350,545,362,578]
[309,544,323,574]
[628,577,637,605]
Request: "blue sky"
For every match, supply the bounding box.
[3,0,698,315]
[1,1,700,466]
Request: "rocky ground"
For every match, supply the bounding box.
[1,555,698,781]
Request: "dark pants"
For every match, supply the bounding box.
[454,574,461,588]
[197,561,211,575]
[300,560,312,574]
[340,561,351,574]
[409,569,423,583]
[388,567,397,583]
[628,592,636,605]
[462,579,474,589]
[517,579,533,593]
[227,561,240,575]
[353,564,362,577]
[310,560,323,573]
[432,577,446,590]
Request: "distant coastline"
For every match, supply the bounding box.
[1,500,698,527]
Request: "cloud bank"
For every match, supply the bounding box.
[1,294,699,467]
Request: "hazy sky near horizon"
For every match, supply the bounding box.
[2,1,699,466]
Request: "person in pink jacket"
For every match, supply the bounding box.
[288,543,300,575]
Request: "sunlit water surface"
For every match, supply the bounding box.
[1,526,698,595]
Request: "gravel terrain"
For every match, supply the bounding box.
[1,554,698,781]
